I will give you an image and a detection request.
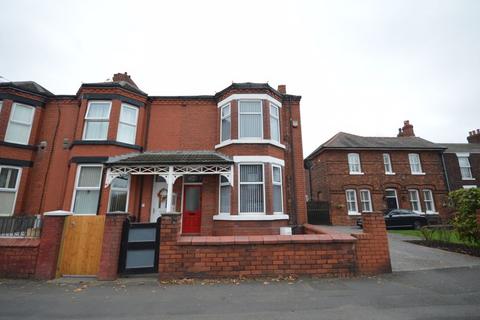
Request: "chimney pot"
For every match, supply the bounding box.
[277,85,286,94]
[397,120,415,137]
[467,129,480,143]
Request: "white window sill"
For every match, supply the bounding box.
[461,177,476,181]
[411,172,426,175]
[385,172,396,175]
[4,139,29,145]
[425,212,439,215]
[349,172,364,175]
[347,212,361,216]
[215,139,286,149]
[213,214,289,221]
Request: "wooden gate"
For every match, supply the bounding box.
[57,215,105,277]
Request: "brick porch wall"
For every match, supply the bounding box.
[0,238,40,279]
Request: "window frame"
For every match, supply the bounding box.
[383,153,394,174]
[272,164,284,214]
[422,189,436,213]
[116,103,138,145]
[457,156,473,180]
[408,189,422,213]
[218,175,231,214]
[408,153,423,175]
[71,164,103,215]
[269,103,281,143]
[345,189,359,215]
[0,165,22,216]
[0,101,3,113]
[220,103,231,143]
[4,103,35,145]
[347,153,362,174]
[107,175,130,213]
[238,163,266,215]
[82,100,112,141]
[238,100,263,140]
[359,189,373,212]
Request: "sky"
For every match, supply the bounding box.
[1,0,479,157]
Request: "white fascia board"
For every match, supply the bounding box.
[218,94,282,108]
[233,156,285,167]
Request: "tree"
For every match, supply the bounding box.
[449,188,480,245]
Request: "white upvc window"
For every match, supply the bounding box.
[220,104,231,142]
[239,164,265,214]
[422,189,436,213]
[272,165,283,213]
[219,176,231,214]
[117,104,138,145]
[83,101,111,140]
[239,100,263,139]
[345,189,358,215]
[408,189,421,212]
[359,189,372,212]
[5,103,35,145]
[0,166,21,216]
[0,101,3,113]
[108,175,130,212]
[269,103,280,143]
[383,153,393,174]
[72,165,103,214]
[408,153,423,174]
[457,156,473,180]
[348,153,362,174]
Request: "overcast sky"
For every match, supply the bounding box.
[1,0,479,156]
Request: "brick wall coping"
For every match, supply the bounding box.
[43,210,72,216]
[0,238,40,248]
[177,234,356,246]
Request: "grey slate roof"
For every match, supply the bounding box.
[81,81,148,96]
[306,132,445,160]
[107,151,233,165]
[440,143,480,154]
[0,81,54,96]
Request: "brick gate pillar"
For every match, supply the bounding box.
[97,213,129,281]
[34,211,71,280]
[158,213,182,279]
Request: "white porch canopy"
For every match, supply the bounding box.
[104,151,234,213]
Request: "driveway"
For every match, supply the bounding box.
[1,266,480,320]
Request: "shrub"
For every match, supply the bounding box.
[448,188,480,245]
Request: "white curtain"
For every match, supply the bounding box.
[78,167,102,187]
[0,192,15,215]
[239,101,262,138]
[240,165,264,213]
[73,190,100,214]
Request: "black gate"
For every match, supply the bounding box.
[307,201,331,225]
[118,219,161,274]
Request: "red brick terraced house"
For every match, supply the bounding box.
[0,73,307,235]
[305,121,449,225]
[441,129,480,191]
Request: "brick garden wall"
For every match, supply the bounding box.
[0,238,40,279]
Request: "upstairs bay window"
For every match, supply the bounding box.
[220,104,231,142]
[108,175,130,212]
[239,164,264,214]
[272,165,283,213]
[239,100,263,139]
[117,104,138,144]
[348,153,362,174]
[5,103,35,145]
[270,104,280,142]
[408,153,423,174]
[0,166,21,216]
[83,101,111,140]
[72,165,103,214]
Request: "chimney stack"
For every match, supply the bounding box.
[467,129,480,144]
[112,72,138,88]
[277,85,286,94]
[397,120,415,137]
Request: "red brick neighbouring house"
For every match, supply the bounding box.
[305,121,449,225]
[441,130,480,191]
[0,74,307,235]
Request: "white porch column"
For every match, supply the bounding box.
[166,166,174,213]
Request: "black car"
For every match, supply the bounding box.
[356,209,434,229]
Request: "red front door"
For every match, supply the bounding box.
[182,185,202,234]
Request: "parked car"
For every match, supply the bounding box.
[356,209,435,229]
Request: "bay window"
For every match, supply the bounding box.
[272,165,283,213]
[239,100,262,139]
[72,165,103,214]
[270,104,280,142]
[0,166,21,215]
[359,189,372,212]
[408,189,421,212]
[117,104,138,144]
[5,103,35,145]
[83,101,111,140]
[239,164,264,213]
[408,153,423,174]
[348,153,362,174]
[345,189,358,214]
[220,104,231,142]
[219,176,231,214]
[422,189,436,213]
[108,175,130,212]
